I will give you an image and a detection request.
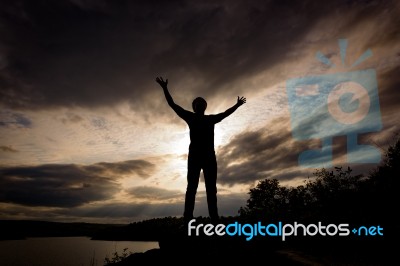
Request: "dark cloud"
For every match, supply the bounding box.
[377,66,400,119]
[0,110,32,128]
[217,118,306,185]
[0,159,155,207]
[60,112,84,124]
[216,116,383,186]
[126,186,183,201]
[85,160,156,178]
[0,0,397,112]
[0,145,18,152]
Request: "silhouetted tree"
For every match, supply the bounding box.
[364,134,400,233]
[239,167,365,223]
[303,167,365,221]
[239,135,400,225]
[239,179,290,221]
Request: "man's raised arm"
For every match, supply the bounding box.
[215,96,246,122]
[155,76,187,117]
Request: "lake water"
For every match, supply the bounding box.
[0,237,159,266]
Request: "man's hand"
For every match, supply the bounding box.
[156,76,168,89]
[237,96,246,106]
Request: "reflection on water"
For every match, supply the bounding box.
[0,237,159,266]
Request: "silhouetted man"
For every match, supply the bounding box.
[156,76,246,224]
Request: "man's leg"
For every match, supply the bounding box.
[203,152,219,223]
[184,152,201,223]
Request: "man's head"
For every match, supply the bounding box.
[192,97,207,114]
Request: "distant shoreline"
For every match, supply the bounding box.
[0,220,128,240]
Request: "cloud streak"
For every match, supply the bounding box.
[217,118,306,186]
[126,186,183,201]
[216,116,385,187]
[0,159,155,207]
[0,146,18,153]
[0,191,247,223]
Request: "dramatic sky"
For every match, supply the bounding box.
[0,0,399,223]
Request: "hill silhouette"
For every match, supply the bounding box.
[102,135,399,265]
[0,220,125,240]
